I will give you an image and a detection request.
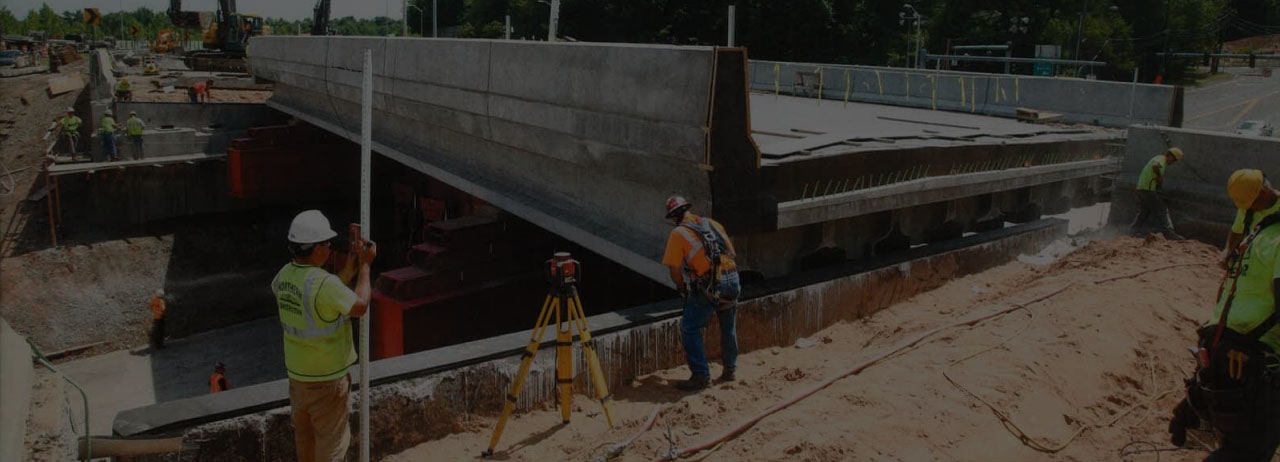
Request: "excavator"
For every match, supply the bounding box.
[312,0,331,35]
[167,0,270,72]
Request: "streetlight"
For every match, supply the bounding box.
[408,4,424,37]
[899,4,924,68]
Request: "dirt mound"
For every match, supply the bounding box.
[388,235,1218,461]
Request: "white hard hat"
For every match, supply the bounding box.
[66,107,74,112]
[288,210,337,244]
[155,289,164,297]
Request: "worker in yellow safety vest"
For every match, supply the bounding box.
[125,111,146,160]
[1169,169,1280,460]
[58,107,81,159]
[1222,169,1280,269]
[115,77,132,101]
[1130,147,1184,240]
[272,210,376,462]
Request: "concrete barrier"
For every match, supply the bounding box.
[749,60,1181,128]
[114,219,1064,460]
[1109,125,1280,240]
[1,318,34,462]
[249,37,769,284]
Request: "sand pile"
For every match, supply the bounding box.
[389,235,1221,461]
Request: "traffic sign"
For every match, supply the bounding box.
[128,24,141,37]
[83,8,101,25]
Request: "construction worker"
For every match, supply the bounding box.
[209,362,230,393]
[273,210,376,462]
[58,108,81,159]
[149,289,166,350]
[99,110,121,162]
[1170,170,1280,461]
[193,79,212,103]
[1222,169,1280,269]
[661,195,742,391]
[115,77,132,102]
[125,111,146,160]
[1130,147,1184,240]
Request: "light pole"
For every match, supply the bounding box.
[899,4,924,68]
[432,0,437,38]
[408,4,424,36]
[402,0,408,36]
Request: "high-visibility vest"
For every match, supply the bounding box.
[126,117,144,136]
[209,372,229,393]
[60,115,81,133]
[272,263,355,382]
[99,116,116,133]
[671,215,736,278]
[116,79,130,91]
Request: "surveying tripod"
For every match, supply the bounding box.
[482,252,616,457]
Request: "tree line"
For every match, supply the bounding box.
[7,1,1280,82]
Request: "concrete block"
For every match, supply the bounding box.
[1,319,34,462]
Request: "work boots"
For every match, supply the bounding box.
[718,368,736,383]
[675,375,710,391]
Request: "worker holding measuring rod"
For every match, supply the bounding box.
[272,211,376,461]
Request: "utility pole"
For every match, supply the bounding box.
[402,0,408,36]
[432,0,437,37]
[548,0,560,41]
[727,5,735,47]
[1073,0,1086,76]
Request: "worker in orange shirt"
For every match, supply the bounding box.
[210,362,231,393]
[149,289,166,350]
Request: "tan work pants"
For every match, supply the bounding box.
[289,375,351,462]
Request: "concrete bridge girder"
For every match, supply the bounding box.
[250,37,773,286]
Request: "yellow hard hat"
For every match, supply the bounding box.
[1228,169,1265,209]
[1166,147,1184,161]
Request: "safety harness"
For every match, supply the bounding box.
[678,217,736,307]
[1172,214,1280,443]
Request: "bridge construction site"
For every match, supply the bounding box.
[1,33,1275,462]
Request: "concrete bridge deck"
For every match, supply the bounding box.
[248,37,1121,281]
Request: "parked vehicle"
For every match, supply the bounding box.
[0,50,21,67]
[1237,120,1275,137]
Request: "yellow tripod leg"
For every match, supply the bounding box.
[555,294,574,424]
[483,294,556,457]
[570,289,616,427]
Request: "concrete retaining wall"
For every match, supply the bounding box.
[249,37,765,284]
[750,60,1180,128]
[1,318,34,462]
[1108,125,1280,241]
[114,219,1064,460]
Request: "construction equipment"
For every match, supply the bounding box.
[167,0,270,72]
[312,0,331,36]
[142,55,159,75]
[151,29,180,54]
[481,252,615,457]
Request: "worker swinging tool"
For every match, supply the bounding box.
[482,252,616,457]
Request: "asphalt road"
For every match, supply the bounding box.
[1184,66,1280,134]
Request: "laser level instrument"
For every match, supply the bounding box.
[482,252,616,457]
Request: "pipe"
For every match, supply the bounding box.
[28,338,90,461]
[77,436,185,458]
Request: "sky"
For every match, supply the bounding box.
[2,0,407,21]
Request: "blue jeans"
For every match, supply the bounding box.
[680,271,741,379]
[101,132,117,160]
